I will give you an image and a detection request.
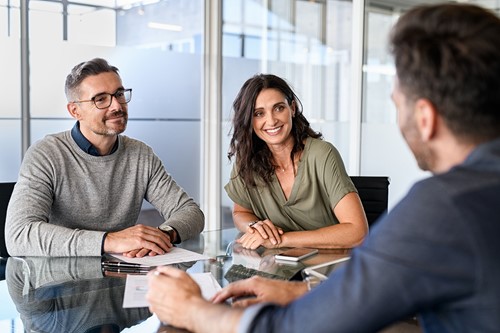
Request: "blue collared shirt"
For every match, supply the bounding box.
[70,122,118,156]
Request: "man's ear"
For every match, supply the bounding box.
[67,102,80,120]
[415,98,437,141]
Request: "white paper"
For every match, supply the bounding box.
[110,247,210,266]
[122,272,222,308]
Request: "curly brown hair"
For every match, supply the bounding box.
[228,74,322,186]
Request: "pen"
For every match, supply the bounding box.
[103,267,151,274]
[101,261,152,269]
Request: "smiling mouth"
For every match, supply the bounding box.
[265,126,282,134]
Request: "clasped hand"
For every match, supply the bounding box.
[104,224,174,257]
[237,219,284,249]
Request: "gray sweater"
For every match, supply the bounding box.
[5,131,204,256]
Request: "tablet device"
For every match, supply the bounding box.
[274,248,319,262]
[302,257,350,281]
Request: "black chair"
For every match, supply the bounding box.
[1,182,16,258]
[350,176,390,227]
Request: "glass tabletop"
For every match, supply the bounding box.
[0,228,350,333]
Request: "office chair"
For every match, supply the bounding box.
[0,182,16,258]
[350,176,390,227]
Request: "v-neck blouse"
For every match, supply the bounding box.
[224,137,356,231]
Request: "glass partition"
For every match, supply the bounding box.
[0,0,21,181]
[220,0,354,225]
[26,0,203,206]
[360,0,500,208]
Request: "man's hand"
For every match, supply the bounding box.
[211,275,308,307]
[104,224,173,257]
[147,266,206,330]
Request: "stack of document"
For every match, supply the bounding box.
[110,247,210,266]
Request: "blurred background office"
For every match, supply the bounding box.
[1,0,498,231]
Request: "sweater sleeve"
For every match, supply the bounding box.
[145,153,204,242]
[5,140,106,256]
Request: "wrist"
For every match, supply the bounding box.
[158,225,178,244]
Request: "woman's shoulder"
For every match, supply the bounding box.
[306,137,338,154]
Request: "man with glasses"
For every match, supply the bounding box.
[5,58,204,257]
[146,3,500,332]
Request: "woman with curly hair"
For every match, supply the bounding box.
[225,74,368,250]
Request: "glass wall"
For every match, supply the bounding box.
[220,0,354,225]
[0,0,21,182]
[360,0,500,207]
[360,0,426,208]
[2,0,499,226]
[0,0,203,205]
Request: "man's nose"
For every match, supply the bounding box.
[108,95,122,111]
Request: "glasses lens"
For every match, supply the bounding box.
[117,89,132,103]
[94,93,111,109]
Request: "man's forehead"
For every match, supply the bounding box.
[79,72,123,94]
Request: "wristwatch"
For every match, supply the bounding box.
[158,225,177,243]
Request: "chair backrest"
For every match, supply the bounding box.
[350,176,390,227]
[0,182,16,258]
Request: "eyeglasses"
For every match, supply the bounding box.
[72,88,132,109]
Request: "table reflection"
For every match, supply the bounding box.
[6,257,152,333]
[1,228,351,333]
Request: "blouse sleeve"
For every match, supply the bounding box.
[320,141,357,209]
[224,164,254,210]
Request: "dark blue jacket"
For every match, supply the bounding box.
[242,138,500,333]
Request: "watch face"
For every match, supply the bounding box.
[160,225,173,232]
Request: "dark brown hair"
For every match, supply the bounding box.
[390,3,500,143]
[228,74,322,186]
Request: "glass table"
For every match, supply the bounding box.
[0,228,350,333]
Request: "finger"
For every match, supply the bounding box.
[248,237,262,250]
[211,290,233,304]
[245,236,261,249]
[123,249,140,257]
[267,225,282,245]
[260,221,281,245]
[232,297,260,308]
[246,225,256,233]
[136,226,173,250]
[212,281,253,303]
[139,231,175,255]
[135,248,151,258]
[252,222,269,239]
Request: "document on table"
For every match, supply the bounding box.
[122,272,222,308]
[110,247,210,266]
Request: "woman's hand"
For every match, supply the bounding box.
[236,219,284,249]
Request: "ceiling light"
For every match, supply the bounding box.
[147,22,183,32]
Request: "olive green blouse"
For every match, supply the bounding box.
[224,137,356,231]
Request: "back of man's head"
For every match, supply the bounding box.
[390,4,500,143]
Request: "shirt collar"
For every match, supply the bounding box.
[70,121,119,156]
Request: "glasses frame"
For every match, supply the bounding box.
[72,88,132,109]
